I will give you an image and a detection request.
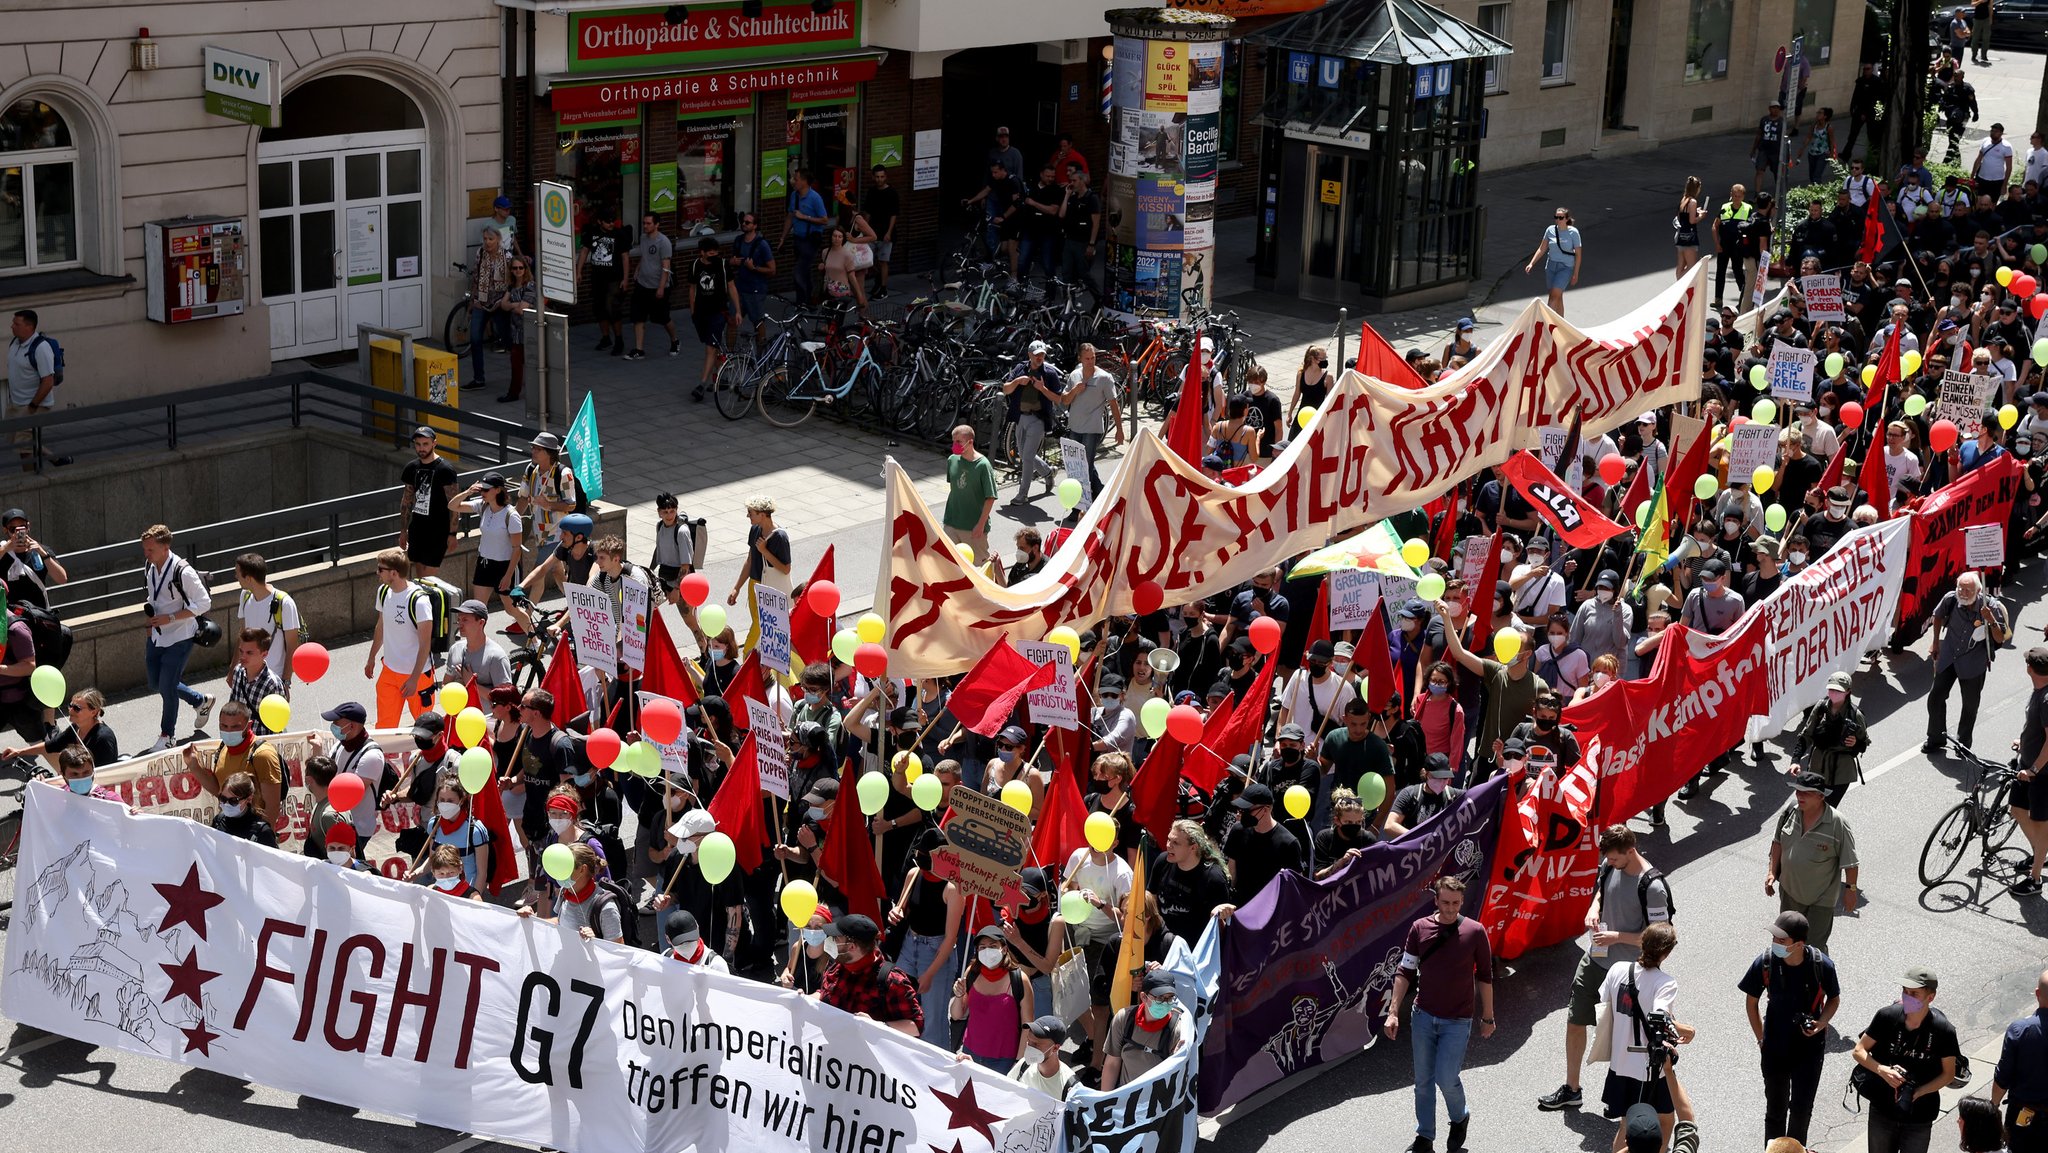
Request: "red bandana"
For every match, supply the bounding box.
[563,878,598,905]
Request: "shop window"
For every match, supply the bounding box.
[677,114,752,235]
[557,112,641,225]
[1794,0,1836,67]
[0,100,80,274]
[1478,4,1510,94]
[1541,0,1572,85]
[787,101,856,219]
[1686,0,1734,83]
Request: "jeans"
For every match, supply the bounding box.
[468,306,492,384]
[1867,1110,1933,1153]
[1843,113,1874,160]
[1059,239,1095,291]
[1074,431,1107,498]
[1761,1043,1826,1144]
[144,638,204,737]
[1715,251,1750,305]
[1014,413,1049,500]
[1928,664,1985,746]
[896,931,953,1048]
[1017,233,1057,280]
[792,234,821,305]
[1410,1007,1471,1139]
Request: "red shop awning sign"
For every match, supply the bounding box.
[551,57,878,116]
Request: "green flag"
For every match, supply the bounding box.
[565,393,604,502]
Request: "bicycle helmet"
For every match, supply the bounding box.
[559,513,595,539]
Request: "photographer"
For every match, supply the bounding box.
[1850,966,1959,1153]
[1,508,64,611]
[1597,921,1693,1151]
[1739,912,1841,1148]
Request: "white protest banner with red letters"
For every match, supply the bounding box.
[1750,516,1913,739]
[881,268,1709,676]
[3,787,1062,1153]
[565,582,619,676]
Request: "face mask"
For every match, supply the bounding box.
[1101,695,1122,711]
[666,792,685,811]
[802,928,826,947]
[221,801,246,818]
[1724,519,1742,534]
[416,731,444,752]
[328,849,353,865]
[218,727,251,749]
[1594,671,1612,688]
[1535,716,1558,731]
[1770,942,1790,959]
[1426,778,1450,794]
[434,876,463,892]
[572,772,593,788]
[1549,634,1567,649]
[1144,999,1175,1021]
[67,777,93,795]
[996,750,1017,765]
[1279,747,1302,764]
[1789,550,1808,565]
[950,442,966,455]
[1901,994,1926,1015]
[1596,589,1615,603]
[1332,660,1352,676]
[1827,503,1850,519]
[822,938,842,960]
[549,816,572,836]
[709,647,727,662]
[807,806,827,821]
[1428,682,1449,696]
[1819,406,1834,419]
[805,690,824,705]
[437,801,461,820]
[978,947,1005,967]
[1337,823,1366,840]
[330,723,348,741]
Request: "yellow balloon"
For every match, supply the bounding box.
[1752,465,1775,493]
[1999,265,2017,287]
[1296,406,1317,431]
[1399,539,1430,569]
[1493,627,1524,663]
[2000,403,2020,430]
[1046,625,1081,664]
[1901,350,1923,377]
[1283,784,1311,820]
[1000,778,1034,816]
[1084,811,1117,853]
[956,542,976,564]
[455,706,488,749]
[855,612,887,645]
[1861,365,1877,387]
[437,682,468,716]
[257,693,291,734]
[897,752,923,782]
[780,879,820,926]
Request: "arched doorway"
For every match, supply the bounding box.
[258,75,430,358]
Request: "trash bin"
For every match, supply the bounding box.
[368,338,462,462]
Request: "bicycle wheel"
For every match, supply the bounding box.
[1985,779,2020,850]
[0,810,21,929]
[442,300,473,358]
[758,367,816,428]
[1919,801,1976,886]
[508,650,543,694]
[713,355,759,421]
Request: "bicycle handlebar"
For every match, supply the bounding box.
[1944,734,2018,777]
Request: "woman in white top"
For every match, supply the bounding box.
[454,473,528,633]
[1596,922,1692,1149]
[1063,840,1132,1080]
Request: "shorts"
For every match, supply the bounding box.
[692,309,727,347]
[1083,936,1121,1006]
[1567,954,1608,1026]
[1754,148,1780,173]
[872,240,894,264]
[653,562,682,593]
[737,289,767,327]
[1601,1071,1673,1120]
[473,555,512,593]
[2014,775,2048,822]
[1545,262,1574,291]
[406,521,452,568]
[3,397,49,450]
[630,284,671,324]
[590,276,623,322]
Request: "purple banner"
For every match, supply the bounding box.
[1198,774,1508,1112]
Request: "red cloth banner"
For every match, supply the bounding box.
[1479,751,1603,960]
[1566,615,1771,825]
[1897,454,2024,634]
[1498,450,1629,548]
[1354,320,1428,389]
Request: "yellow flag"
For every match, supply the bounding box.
[1109,849,1149,1012]
[1632,486,1669,593]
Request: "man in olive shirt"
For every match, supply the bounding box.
[942,424,997,559]
[1319,696,1390,826]
[1767,772,1860,955]
[1435,600,1537,780]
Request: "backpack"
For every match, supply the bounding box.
[382,577,457,656]
[1596,864,1676,922]
[590,876,646,948]
[554,463,590,518]
[11,601,72,669]
[587,821,631,887]
[26,333,62,386]
[240,589,309,642]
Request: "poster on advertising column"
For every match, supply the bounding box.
[1145,40,1191,110]
[1136,179,1186,250]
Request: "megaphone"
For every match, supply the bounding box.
[1148,649,1180,675]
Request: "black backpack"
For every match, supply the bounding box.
[554,462,590,518]
[591,877,645,948]
[587,821,631,887]
[1596,864,1676,921]
[11,601,71,669]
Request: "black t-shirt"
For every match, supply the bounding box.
[1737,949,1840,1050]
[1248,389,1284,455]
[1224,822,1302,905]
[745,526,791,582]
[690,256,730,314]
[45,722,119,766]
[865,186,900,238]
[985,175,1025,229]
[1391,782,1463,829]
[1063,189,1102,244]
[401,457,459,531]
[1147,855,1230,943]
[582,222,632,272]
[1859,1003,1961,1121]
[1314,823,1379,863]
[1024,182,1063,237]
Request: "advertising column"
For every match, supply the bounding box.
[1106,7,1232,319]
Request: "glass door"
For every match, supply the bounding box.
[259,130,428,358]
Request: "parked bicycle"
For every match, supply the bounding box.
[1919,735,2021,887]
[441,261,477,358]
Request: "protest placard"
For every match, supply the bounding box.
[1965,522,2005,568]
[1017,640,1080,729]
[1328,568,1380,630]
[619,575,650,673]
[934,784,1032,904]
[753,585,792,674]
[1728,422,1780,482]
[1060,436,1093,504]
[1801,274,1844,322]
[1937,370,1996,428]
[1379,571,1419,610]
[1768,340,1817,401]
[563,582,617,675]
[746,697,790,799]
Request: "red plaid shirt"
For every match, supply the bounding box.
[819,959,923,1031]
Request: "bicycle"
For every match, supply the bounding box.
[503,595,569,692]
[713,303,816,422]
[757,320,891,429]
[1918,735,2021,887]
[0,753,54,930]
[441,262,478,358]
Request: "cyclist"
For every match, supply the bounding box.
[519,512,596,605]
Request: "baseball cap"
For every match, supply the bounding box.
[1140,970,1178,996]
[1699,558,1730,579]
[2032,390,2048,408]
[1233,782,1276,810]
[1595,569,1620,590]
[1827,670,1853,691]
[1019,866,1049,895]
[974,923,1005,943]
[1028,340,1050,356]
[0,508,25,527]
[410,711,446,743]
[803,778,840,803]
[1333,641,1355,657]
[1636,411,1658,425]
[1308,639,1336,660]
[1455,316,1475,332]
[1099,674,1127,694]
[411,425,437,442]
[1399,600,1430,620]
[1277,722,1307,741]
[674,808,716,838]
[493,195,512,209]
[1901,965,1939,991]
[1525,535,1552,553]
[1790,771,1828,794]
[1771,910,1810,942]
[1624,1104,1663,1153]
[456,599,491,618]
[827,913,880,945]
[664,909,701,945]
[481,471,508,489]
[1425,753,1454,779]
[997,725,1029,746]
[1501,737,1529,758]
[1027,1015,1069,1042]
[321,701,368,724]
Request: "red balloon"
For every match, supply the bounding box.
[1838,401,1865,429]
[1730,415,1749,427]
[805,580,841,617]
[1165,704,1204,744]
[2018,275,2040,298]
[1929,418,1960,453]
[1597,454,1627,486]
[1132,580,1165,616]
[1247,615,1283,655]
[641,698,683,745]
[854,641,889,678]
[2032,293,2048,321]
[586,726,622,767]
[291,641,331,683]
[678,572,711,607]
[327,772,366,811]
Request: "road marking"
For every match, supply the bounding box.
[0,1033,68,1063]
[428,1138,486,1153]
[1860,682,2036,787]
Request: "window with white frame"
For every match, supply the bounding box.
[1479,3,1510,94]
[0,100,80,274]
[1542,0,1572,85]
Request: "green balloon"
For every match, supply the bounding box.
[2034,338,2048,368]
[457,747,493,794]
[857,770,891,816]
[1824,352,1845,378]
[698,831,736,884]
[542,843,576,882]
[1693,473,1719,501]
[1140,696,1171,739]
[1355,772,1388,810]
[630,741,663,778]
[1752,399,1777,424]
[29,664,64,709]
[2032,243,2046,265]
[1635,500,1652,529]
[697,603,729,638]
[1056,477,1084,510]
[912,773,945,811]
[1059,891,1092,925]
[831,628,859,665]
[1747,364,1767,388]
[1416,573,1446,601]
[1904,393,1929,417]
[1765,504,1788,533]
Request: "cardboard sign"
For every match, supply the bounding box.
[1801,274,1844,322]
[1379,572,1419,610]
[636,691,693,779]
[1728,422,1780,483]
[1016,640,1080,730]
[619,575,651,673]
[934,784,1031,905]
[1768,340,1817,401]
[1060,436,1093,505]
[746,697,790,800]
[754,585,792,673]
[563,582,617,675]
[1937,370,1996,429]
[1328,567,1380,629]
[1965,522,2005,568]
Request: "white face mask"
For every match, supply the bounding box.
[1549,634,1567,649]
[437,801,461,820]
[433,875,463,891]
[1594,671,1612,686]
[978,947,1005,967]
[666,792,685,810]
[1332,660,1351,676]
[1788,550,1808,565]
[822,938,843,961]
[1596,590,1615,603]
[220,802,246,818]
[549,816,573,836]
[328,849,353,865]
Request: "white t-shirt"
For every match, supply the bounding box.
[238,588,302,676]
[1011,1056,1077,1100]
[378,582,432,676]
[1600,962,1678,1082]
[478,504,524,563]
[1062,849,1132,941]
[1279,669,1348,729]
[329,737,389,836]
[1977,137,2015,181]
[2026,145,2048,189]
[1509,563,1567,625]
[1883,446,1923,500]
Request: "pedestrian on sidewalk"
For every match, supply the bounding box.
[1753,100,1787,191]
[1844,63,1884,160]
[1674,177,1704,278]
[1001,342,1062,506]
[1382,875,1494,1153]
[1525,207,1582,315]
[1740,911,1841,1148]
[1971,0,1994,65]
[1714,186,1754,308]
[493,256,536,403]
[579,202,630,356]
[1767,772,1860,955]
[466,229,511,390]
[943,425,998,561]
[625,213,677,360]
[685,235,735,402]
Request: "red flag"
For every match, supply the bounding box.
[1859,428,1891,518]
[1207,656,1277,771]
[1816,434,1850,497]
[468,742,519,894]
[1620,454,1653,522]
[541,634,585,723]
[641,609,700,707]
[725,651,767,716]
[1471,530,1502,640]
[1665,423,1712,535]
[1857,187,1886,263]
[945,641,1057,736]
[787,546,836,669]
[1431,485,1462,561]
[819,759,888,922]
[1866,324,1899,423]
[1130,732,1185,844]
[1181,691,1240,793]
[1498,450,1630,549]
[704,732,770,874]
[1030,740,1090,870]
[1302,578,1331,653]
[1358,602,1401,712]
[1858,327,1901,518]
[1167,331,1208,465]
[1355,320,1428,388]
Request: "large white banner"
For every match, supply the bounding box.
[1062,926,1219,1153]
[2,788,1060,1153]
[1747,516,1913,738]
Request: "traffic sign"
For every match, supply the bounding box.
[537,181,577,305]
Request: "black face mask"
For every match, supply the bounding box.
[1534,717,1559,731]
[414,733,439,751]
[1279,747,1303,764]
[1336,824,1367,841]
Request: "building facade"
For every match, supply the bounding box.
[0,1,504,406]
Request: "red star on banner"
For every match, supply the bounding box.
[161,948,220,1007]
[180,1018,221,1056]
[928,1141,966,1153]
[153,864,224,941]
[930,1080,1005,1144]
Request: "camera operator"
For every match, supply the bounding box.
[1739,912,1842,1148]
[1598,921,1694,1152]
[1850,965,1959,1153]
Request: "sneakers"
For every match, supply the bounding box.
[1921,740,1941,755]
[625,349,646,361]
[147,734,173,754]
[595,335,613,352]
[1446,1117,1469,1153]
[690,386,706,402]
[1676,781,1699,800]
[504,623,529,638]
[610,341,624,357]
[194,694,217,730]
[1406,1138,1434,1153]
[2013,877,2045,896]
[1537,1085,1582,1111]
[669,339,681,356]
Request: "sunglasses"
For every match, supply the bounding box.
[1554,213,1567,220]
[66,702,91,713]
